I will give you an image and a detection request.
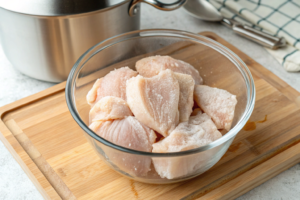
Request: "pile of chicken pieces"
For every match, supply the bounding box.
[86,55,237,179]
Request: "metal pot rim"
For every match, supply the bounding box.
[0,0,129,16]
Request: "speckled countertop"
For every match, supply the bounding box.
[1,4,300,200]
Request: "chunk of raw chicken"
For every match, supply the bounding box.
[89,116,156,176]
[126,69,180,137]
[194,85,237,131]
[152,117,221,179]
[136,55,203,85]
[189,112,222,141]
[174,73,195,122]
[89,96,133,124]
[86,67,138,106]
[153,122,208,153]
[152,111,222,179]
[86,78,102,106]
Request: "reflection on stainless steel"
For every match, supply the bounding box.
[0,0,128,16]
[230,23,286,50]
[0,0,186,82]
[183,0,223,21]
[0,1,140,82]
[183,0,285,49]
[129,0,187,16]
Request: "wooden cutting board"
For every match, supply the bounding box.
[1,32,300,200]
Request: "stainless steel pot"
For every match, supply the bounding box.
[0,0,186,82]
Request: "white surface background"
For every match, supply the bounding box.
[1,4,300,200]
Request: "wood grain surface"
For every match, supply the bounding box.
[1,32,300,200]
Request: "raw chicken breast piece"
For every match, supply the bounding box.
[189,112,222,141]
[126,69,180,137]
[189,111,211,126]
[90,117,156,152]
[86,67,138,106]
[86,78,102,106]
[194,85,237,131]
[89,116,156,176]
[153,122,208,153]
[174,73,195,122]
[136,55,203,85]
[89,96,133,123]
[152,119,221,179]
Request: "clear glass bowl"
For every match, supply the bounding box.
[65,29,255,184]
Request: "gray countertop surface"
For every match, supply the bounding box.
[1,4,300,200]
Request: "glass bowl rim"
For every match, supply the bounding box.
[65,29,256,157]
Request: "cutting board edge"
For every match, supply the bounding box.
[0,121,54,200]
[195,141,300,200]
[0,82,66,119]
[2,113,300,200]
[0,82,66,200]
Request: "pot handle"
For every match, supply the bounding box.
[129,0,187,16]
